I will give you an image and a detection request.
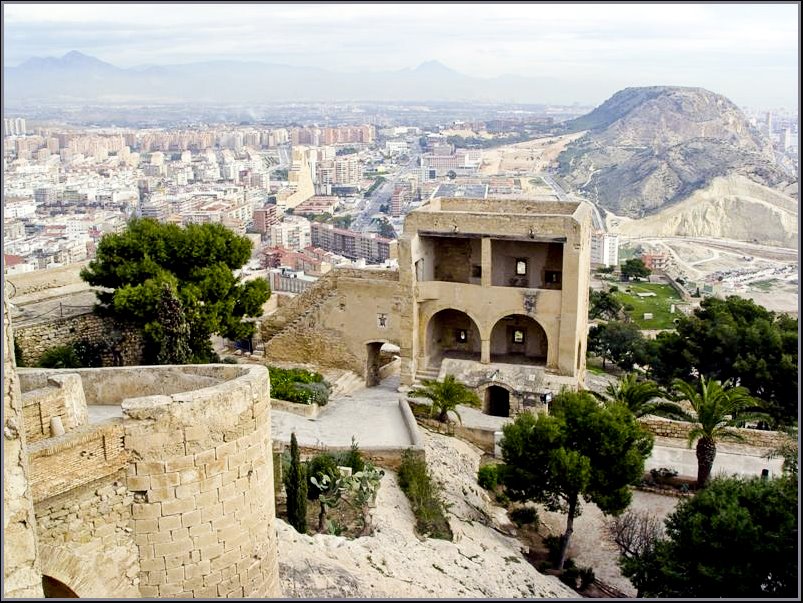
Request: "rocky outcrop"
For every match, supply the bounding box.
[556,86,797,222]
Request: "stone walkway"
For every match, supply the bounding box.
[270,375,415,449]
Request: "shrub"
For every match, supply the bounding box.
[222,357,239,364]
[579,567,596,589]
[37,345,82,369]
[650,467,678,485]
[477,464,499,490]
[397,449,452,540]
[306,453,339,501]
[269,366,330,405]
[509,506,539,527]
[72,339,105,367]
[495,491,510,506]
[284,433,307,533]
[333,437,365,474]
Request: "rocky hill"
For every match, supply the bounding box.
[556,86,797,219]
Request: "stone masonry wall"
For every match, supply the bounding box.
[14,312,143,367]
[2,297,44,597]
[34,472,139,597]
[22,374,88,444]
[263,268,402,377]
[122,364,281,598]
[640,416,792,450]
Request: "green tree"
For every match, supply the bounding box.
[646,296,798,426]
[37,345,82,369]
[587,321,647,371]
[148,283,192,364]
[602,372,687,420]
[285,433,308,533]
[80,218,270,363]
[621,258,651,281]
[408,374,481,423]
[671,374,769,488]
[500,390,653,569]
[589,288,623,321]
[620,476,798,597]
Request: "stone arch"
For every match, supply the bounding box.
[364,340,400,386]
[422,308,482,367]
[490,314,548,364]
[38,544,108,598]
[42,576,79,598]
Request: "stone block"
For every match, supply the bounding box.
[158,515,182,531]
[164,456,195,472]
[150,473,180,489]
[161,497,196,516]
[175,482,201,500]
[181,509,202,529]
[166,566,185,584]
[154,538,194,558]
[127,475,150,491]
[135,519,159,533]
[132,503,162,519]
[147,487,175,503]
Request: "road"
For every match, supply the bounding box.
[354,146,422,234]
[543,172,606,231]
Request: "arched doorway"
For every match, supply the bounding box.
[490,314,547,365]
[365,341,399,386]
[424,309,481,367]
[42,576,78,598]
[484,385,510,417]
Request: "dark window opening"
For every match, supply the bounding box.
[545,270,562,286]
[471,264,482,278]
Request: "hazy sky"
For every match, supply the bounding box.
[3,2,799,108]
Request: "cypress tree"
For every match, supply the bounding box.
[285,433,307,533]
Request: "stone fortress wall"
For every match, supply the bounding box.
[3,294,281,599]
[262,267,404,376]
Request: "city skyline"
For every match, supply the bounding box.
[2,2,799,109]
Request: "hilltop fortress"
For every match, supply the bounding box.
[3,196,591,597]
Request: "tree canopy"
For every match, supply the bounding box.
[589,288,623,321]
[587,320,647,371]
[81,218,270,363]
[621,258,651,280]
[408,374,481,423]
[646,296,798,425]
[500,390,653,569]
[620,475,798,598]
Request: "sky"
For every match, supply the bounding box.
[2,2,799,108]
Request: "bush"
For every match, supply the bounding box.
[650,467,678,485]
[37,345,82,368]
[397,449,452,540]
[269,366,330,405]
[222,357,239,364]
[306,453,339,501]
[509,506,539,527]
[477,464,499,490]
[72,339,105,367]
[332,437,365,474]
[579,566,596,589]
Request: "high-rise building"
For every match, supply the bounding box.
[590,232,619,267]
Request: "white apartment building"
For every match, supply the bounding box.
[590,231,619,267]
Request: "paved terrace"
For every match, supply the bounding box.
[270,375,416,449]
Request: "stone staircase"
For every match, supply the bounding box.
[412,366,441,388]
[328,370,365,398]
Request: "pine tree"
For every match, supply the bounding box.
[285,433,307,533]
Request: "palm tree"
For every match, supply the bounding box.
[603,372,689,420]
[408,374,481,423]
[671,374,769,488]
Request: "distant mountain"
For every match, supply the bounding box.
[556,86,795,217]
[4,51,578,105]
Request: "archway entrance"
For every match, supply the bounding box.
[490,314,547,365]
[484,385,510,417]
[42,576,78,598]
[365,342,399,386]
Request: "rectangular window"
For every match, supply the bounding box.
[455,329,468,344]
[471,264,482,278]
[515,259,528,275]
[512,329,525,344]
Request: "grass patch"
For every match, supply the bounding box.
[397,449,453,541]
[612,283,683,330]
[586,365,608,376]
[749,279,775,291]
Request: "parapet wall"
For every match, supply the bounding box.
[639,416,791,450]
[14,313,143,367]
